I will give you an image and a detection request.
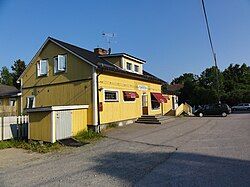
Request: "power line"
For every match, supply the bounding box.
[201,0,217,67]
[201,0,220,102]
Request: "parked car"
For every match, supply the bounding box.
[231,103,250,111]
[194,104,231,117]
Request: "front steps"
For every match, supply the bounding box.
[135,115,174,124]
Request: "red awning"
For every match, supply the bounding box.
[151,92,168,103]
[123,91,139,99]
[164,95,170,100]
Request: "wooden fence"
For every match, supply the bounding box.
[0,115,28,141]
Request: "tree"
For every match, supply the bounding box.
[0,66,13,86]
[171,73,198,84]
[11,59,26,89]
[171,63,249,107]
[199,66,224,103]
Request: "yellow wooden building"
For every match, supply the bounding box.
[0,84,21,116]
[18,37,175,141]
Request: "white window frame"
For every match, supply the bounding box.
[54,54,67,74]
[37,59,48,77]
[134,64,139,73]
[126,62,132,71]
[9,98,16,106]
[103,89,119,102]
[27,96,35,108]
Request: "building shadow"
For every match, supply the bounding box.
[231,111,250,114]
[91,151,250,186]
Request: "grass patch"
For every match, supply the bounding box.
[0,140,62,153]
[74,130,104,143]
[106,122,118,129]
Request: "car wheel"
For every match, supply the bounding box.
[199,113,203,117]
[222,112,227,117]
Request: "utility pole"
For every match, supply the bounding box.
[201,0,220,103]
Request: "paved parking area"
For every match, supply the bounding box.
[0,114,249,186]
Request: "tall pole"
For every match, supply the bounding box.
[201,0,220,103]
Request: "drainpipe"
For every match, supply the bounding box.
[92,67,102,133]
[96,72,101,132]
[92,67,99,132]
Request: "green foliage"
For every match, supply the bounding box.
[172,63,250,106]
[0,66,13,85]
[0,140,61,153]
[11,59,26,89]
[0,59,26,88]
[161,83,169,94]
[74,130,104,143]
[172,73,198,84]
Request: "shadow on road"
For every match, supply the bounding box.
[91,151,250,186]
[231,111,250,114]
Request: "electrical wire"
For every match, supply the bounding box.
[201,0,220,102]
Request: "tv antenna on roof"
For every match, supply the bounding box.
[102,32,117,54]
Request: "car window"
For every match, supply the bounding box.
[238,104,243,106]
[205,105,211,109]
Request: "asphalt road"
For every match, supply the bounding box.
[0,114,249,187]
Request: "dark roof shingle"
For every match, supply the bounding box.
[49,37,166,84]
[0,85,20,97]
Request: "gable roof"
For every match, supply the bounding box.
[19,37,166,84]
[49,37,115,68]
[0,84,20,97]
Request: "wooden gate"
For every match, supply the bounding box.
[55,111,72,140]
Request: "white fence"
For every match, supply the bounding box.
[0,115,29,141]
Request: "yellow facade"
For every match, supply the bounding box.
[162,94,173,114]
[21,41,93,124]
[20,38,171,131]
[98,73,164,124]
[28,108,88,142]
[0,96,20,116]
[72,109,88,135]
[29,111,51,142]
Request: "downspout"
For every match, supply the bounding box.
[92,67,98,132]
[92,66,102,133]
[96,72,101,132]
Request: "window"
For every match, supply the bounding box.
[104,90,119,102]
[134,65,139,72]
[54,54,67,73]
[123,91,138,102]
[126,62,132,71]
[27,96,35,108]
[9,98,16,106]
[37,59,48,76]
[151,93,160,110]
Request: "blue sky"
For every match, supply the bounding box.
[0,0,249,82]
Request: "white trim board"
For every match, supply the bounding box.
[26,105,89,113]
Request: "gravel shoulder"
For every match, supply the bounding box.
[0,114,249,186]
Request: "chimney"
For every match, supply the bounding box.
[94,48,108,56]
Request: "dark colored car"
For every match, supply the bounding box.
[194,104,231,117]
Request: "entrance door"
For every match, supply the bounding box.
[55,110,72,140]
[142,94,148,115]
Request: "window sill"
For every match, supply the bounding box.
[152,108,160,110]
[54,70,66,75]
[37,74,48,78]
